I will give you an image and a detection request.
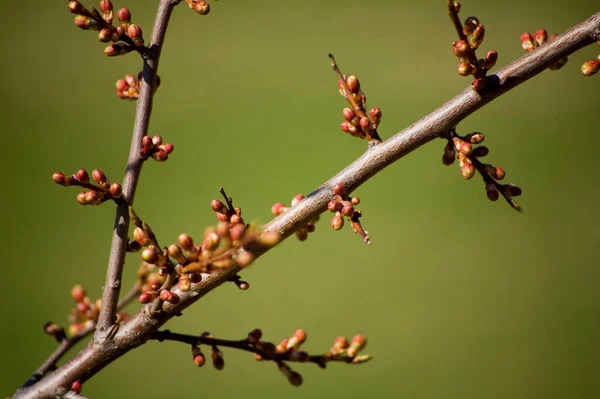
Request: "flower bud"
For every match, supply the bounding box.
[452,40,469,57]
[503,184,522,197]
[333,183,345,196]
[484,50,498,70]
[127,24,144,47]
[460,160,475,179]
[442,142,456,165]
[331,215,344,230]
[133,227,149,246]
[194,1,211,15]
[369,107,382,125]
[472,146,489,157]
[359,117,372,133]
[521,32,535,53]
[104,43,132,56]
[117,8,131,23]
[211,200,228,214]
[109,183,122,198]
[463,16,480,35]
[581,60,600,76]
[271,202,286,216]
[464,132,485,143]
[71,380,82,394]
[457,61,476,76]
[340,121,351,133]
[74,15,98,30]
[346,75,360,93]
[453,137,472,155]
[92,169,108,186]
[68,1,84,14]
[141,246,160,264]
[178,233,194,250]
[52,172,71,186]
[342,107,356,121]
[485,182,499,201]
[247,328,262,344]
[534,29,548,46]
[328,200,342,212]
[160,290,180,304]
[235,251,255,268]
[211,348,224,370]
[347,334,367,357]
[469,24,485,49]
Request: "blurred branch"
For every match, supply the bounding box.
[12,9,600,399]
[95,0,176,338]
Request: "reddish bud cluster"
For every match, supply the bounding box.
[115,72,161,99]
[448,2,496,90]
[330,54,382,142]
[68,1,146,57]
[442,130,523,211]
[185,0,211,15]
[67,284,128,336]
[272,194,319,241]
[520,29,568,70]
[327,184,370,244]
[140,134,173,161]
[52,169,124,206]
[135,191,280,306]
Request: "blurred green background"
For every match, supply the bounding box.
[2,0,599,397]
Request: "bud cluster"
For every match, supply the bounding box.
[185,0,211,15]
[134,192,280,305]
[520,29,568,70]
[139,134,174,162]
[69,1,147,57]
[271,194,319,241]
[448,2,497,90]
[329,54,382,142]
[327,184,370,244]
[152,328,371,387]
[442,130,523,211]
[115,72,161,100]
[52,169,124,206]
[66,284,128,337]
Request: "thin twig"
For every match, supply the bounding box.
[151,330,361,368]
[95,0,177,338]
[12,10,600,399]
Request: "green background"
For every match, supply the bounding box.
[2,0,599,398]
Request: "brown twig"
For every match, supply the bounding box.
[95,0,177,339]
[12,10,600,399]
[151,330,363,368]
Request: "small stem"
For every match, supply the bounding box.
[219,187,236,214]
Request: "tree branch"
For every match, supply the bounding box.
[95,0,177,338]
[12,10,600,399]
